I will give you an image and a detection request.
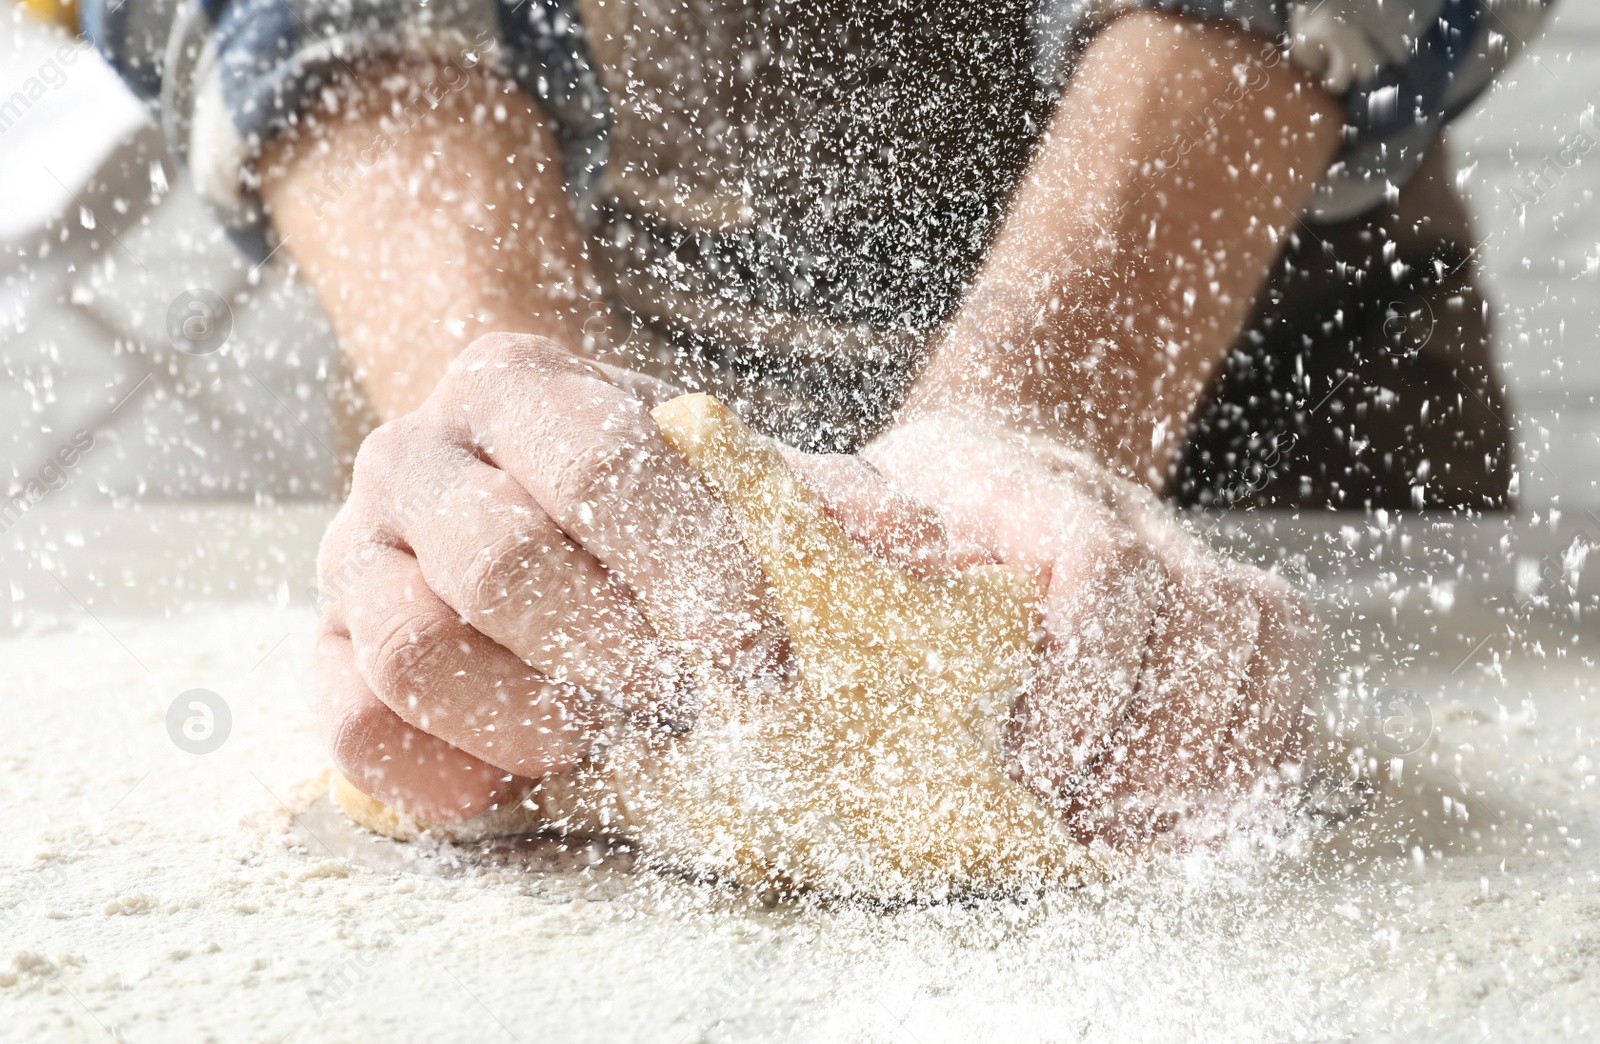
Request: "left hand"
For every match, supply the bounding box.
[861,414,1320,847]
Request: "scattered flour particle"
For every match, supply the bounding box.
[103,893,158,916]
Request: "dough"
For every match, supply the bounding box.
[334,394,1126,897]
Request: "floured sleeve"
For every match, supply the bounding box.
[80,0,607,259]
[1041,0,1554,221]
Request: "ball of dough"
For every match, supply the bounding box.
[334,394,1132,898]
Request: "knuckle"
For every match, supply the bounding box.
[452,333,583,385]
[897,495,947,548]
[364,606,467,704]
[456,533,543,616]
[1092,527,1166,599]
[313,509,362,609]
[1262,573,1317,632]
[550,434,644,514]
[351,416,423,491]
[442,335,613,436]
[326,695,388,777]
[827,452,885,486]
[1224,557,1317,637]
[351,418,459,538]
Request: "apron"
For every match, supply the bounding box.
[571,0,1049,451]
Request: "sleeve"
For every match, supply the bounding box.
[1040,0,1556,221]
[1281,0,1556,220]
[80,0,608,260]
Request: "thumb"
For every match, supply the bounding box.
[1006,518,1167,799]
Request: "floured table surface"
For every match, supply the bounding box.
[291,794,639,884]
[3,601,1598,1043]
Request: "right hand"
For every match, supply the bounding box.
[865,417,1321,847]
[312,334,788,821]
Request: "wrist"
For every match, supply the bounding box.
[900,327,1183,492]
[891,356,1104,474]
[864,408,1081,496]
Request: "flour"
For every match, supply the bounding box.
[1,602,1596,1042]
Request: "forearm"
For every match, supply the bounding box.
[902,11,1341,490]
[258,56,606,422]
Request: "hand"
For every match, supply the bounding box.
[313,334,789,821]
[865,416,1319,847]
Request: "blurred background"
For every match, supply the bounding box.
[1,0,1597,618]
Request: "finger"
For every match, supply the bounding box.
[339,543,602,776]
[862,424,1102,574]
[314,625,528,823]
[779,450,981,577]
[389,450,693,723]
[858,434,1170,793]
[437,334,786,681]
[313,499,375,614]
[1123,505,1319,785]
[1071,536,1263,845]
[589,359,683,410]
[1232,570,1320,778]
[1006,517,1166,796]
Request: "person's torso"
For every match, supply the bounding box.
[574,0,1049,449]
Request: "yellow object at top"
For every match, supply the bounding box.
[18,0,78,32]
